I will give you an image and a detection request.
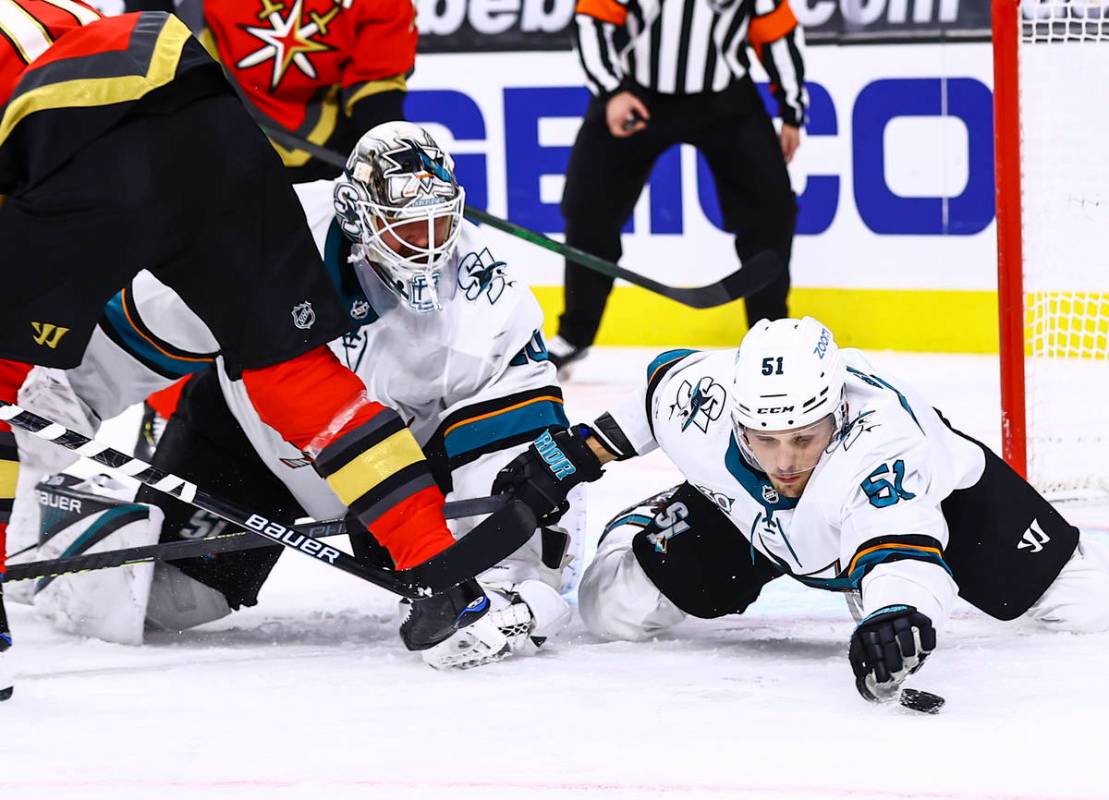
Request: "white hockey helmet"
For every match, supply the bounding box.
[333,122,465,313]
[731,316,847,448]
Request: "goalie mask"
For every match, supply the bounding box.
[334,122,465,313]
[730,317,847,482]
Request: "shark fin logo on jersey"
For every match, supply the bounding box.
[340,330,368,371]
[458,248,511,305]
[840,410,880,451]
[671,377,725,433]
[291,301,316,330]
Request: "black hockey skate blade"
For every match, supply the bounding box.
[899,688,944,714]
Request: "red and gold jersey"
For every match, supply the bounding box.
[0,5,219,190]
[202,0,416,174]
[0,0,104,107]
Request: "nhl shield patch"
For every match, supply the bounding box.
[291,301,316,330]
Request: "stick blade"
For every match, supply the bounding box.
[667,251,786,309]
[717,251,786,303]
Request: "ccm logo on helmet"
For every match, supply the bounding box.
[758,405,796,414]
[813,328,831,359]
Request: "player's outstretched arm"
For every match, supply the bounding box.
[492,425,616,523]
[848,604,937,702]
[490,349,690,520]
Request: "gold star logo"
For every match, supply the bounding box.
[236,0,339,90]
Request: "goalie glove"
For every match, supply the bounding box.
[486,579,572,656]
[415,580,572,670]
[849,604,936,702]
[400,578,510,670]
[492,426,604,524]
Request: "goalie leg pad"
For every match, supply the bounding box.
[6,368,101,604]
[144,563,233,633]
[32,490,164,646]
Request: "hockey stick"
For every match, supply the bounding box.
[2,495,508,583]
[258,124,785,309]
[0,402,535,598]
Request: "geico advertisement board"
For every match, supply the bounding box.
[416,0,991,52]
[406,43,999,352]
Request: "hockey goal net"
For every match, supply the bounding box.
[993,0,1109,500]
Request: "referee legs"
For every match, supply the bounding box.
[691,81,797,324]
[558,99,667,351]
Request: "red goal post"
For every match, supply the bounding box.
[992,0,1109,500]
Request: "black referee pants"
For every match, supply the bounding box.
[559,78,797,349]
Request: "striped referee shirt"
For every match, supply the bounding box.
[573,0,807,127]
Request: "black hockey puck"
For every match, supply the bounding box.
[900,688,945,714]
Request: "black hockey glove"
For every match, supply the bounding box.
[399,578,490,651]
[849,604,936,702]
[492,426,605,524]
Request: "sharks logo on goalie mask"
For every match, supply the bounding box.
[377,139,455,199]
[334,122,465,313]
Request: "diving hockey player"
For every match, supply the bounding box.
[492,317,1109,702]
[13,122,575,669]
[0,6,494,699]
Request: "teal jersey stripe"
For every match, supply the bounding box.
[646,348,698,382]
[773,546,950,593]
[601,513,653,542]
[726,436,799,514]
[847,366,923,433]
[103,293,210,378]
[444,400,569,460]
[848,547,952,584]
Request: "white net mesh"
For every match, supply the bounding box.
[1017,0,1109,499]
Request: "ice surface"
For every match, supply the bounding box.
[2,349,1107,800]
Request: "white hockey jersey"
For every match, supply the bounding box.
[601,347,987,625]
[219,212,566,525]
[29,190,566,543]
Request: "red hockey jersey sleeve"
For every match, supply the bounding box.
[0,0,103,107]
[241,345,455,570]
[340,0,416,115]
[201,0,415,171]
